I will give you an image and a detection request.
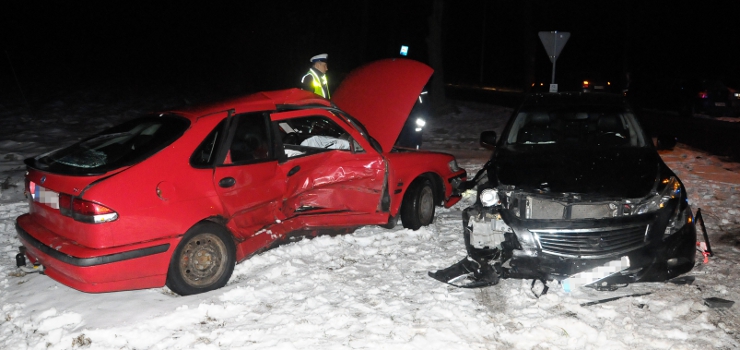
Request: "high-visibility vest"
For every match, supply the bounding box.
[302,68,330,99]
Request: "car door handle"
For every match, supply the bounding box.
[218,177,236,188]
[287,166,300,177]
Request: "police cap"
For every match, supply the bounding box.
[310,53,328,62]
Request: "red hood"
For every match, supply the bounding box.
[332,59,433,153]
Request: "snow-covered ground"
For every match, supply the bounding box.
[1,91,739,349]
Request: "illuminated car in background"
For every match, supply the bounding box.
[15,59,466,295]
[627,77,739,117]
[582,79,612,93]
[435,92,696,290]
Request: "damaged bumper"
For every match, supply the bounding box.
[464,203,696,288]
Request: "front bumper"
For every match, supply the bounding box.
[465,206,697,286]
[16,214,176,293]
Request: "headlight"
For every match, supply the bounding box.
[448,159,461,172]
[479,188,499,207]
[415,118,426,127]
[627,176,690,237]
[633,176,681,215]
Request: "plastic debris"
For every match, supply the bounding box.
[704,297,735,309]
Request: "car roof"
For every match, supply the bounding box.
[167,88,332,120]
[521,92,628,110]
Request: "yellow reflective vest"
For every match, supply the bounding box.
[301,68,330,99]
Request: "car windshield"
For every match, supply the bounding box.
[504,106,647,148]
[29,114,190,175]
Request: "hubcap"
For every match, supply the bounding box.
[179,233,228,287]
[419,186,434,223]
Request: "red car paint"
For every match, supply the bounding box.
[16,59,466,293]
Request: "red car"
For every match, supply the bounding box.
[15,59,466,295]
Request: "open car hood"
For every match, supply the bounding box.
[332,58,433,153]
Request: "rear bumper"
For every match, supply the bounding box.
[16,214,176,293]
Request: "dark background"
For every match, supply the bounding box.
[2,1,739,105]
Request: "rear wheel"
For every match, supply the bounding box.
[401,178,436,230]
[166,222,236,295]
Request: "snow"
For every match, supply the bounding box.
[1,92,739,349]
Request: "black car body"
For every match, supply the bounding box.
[461,92,696,290]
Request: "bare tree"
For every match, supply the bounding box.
[426,0,450,116]
[522,0,536,92]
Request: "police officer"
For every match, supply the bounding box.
[301,53,330,98]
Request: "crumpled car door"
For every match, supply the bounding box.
[270,109,387,223]
[212,112,287,239]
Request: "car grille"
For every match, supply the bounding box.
[530,224,649,259]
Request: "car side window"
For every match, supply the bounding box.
[276,116,354,158]
[226,113,272,164]
[190,119,227,168]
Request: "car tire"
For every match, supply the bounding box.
[401,178,436,230]
[166,222,236,296]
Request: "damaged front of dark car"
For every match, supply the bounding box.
[430,92,697,291]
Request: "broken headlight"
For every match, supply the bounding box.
[448,159,461,172]
[631,176,682,215]
[664,202,692,237]
[628,176,691,237]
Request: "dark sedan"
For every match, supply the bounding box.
[430,92,696,291]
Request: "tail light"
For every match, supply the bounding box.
[59,193,118,224]
[698,91,708,99]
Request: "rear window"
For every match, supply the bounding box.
[28,114,190,175]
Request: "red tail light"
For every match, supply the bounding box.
[73,199,115,216]
[59,194,118,224]
[59,193,72,209]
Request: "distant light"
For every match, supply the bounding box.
[607,82,611,86]
[583,80,590,88]
[400,45,409,56]
[415,118,426,127]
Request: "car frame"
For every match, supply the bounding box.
[16,59,467,295]
[431,92,696,291]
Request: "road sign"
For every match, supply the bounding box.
[539,31,570,63]
[538,31,570,86]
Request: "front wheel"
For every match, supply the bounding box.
[166,222,236,295]
[401,178,436,230]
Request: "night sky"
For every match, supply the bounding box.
[2,1,739,105]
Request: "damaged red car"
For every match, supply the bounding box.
[15,59,466,295]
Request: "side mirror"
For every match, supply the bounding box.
[656,134,676,150]
[480,131,497,149]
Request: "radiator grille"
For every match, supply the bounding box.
[531,224,649,258]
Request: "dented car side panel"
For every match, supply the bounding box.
[384,151,466,214]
